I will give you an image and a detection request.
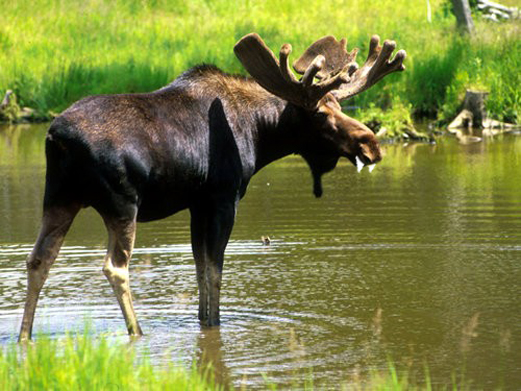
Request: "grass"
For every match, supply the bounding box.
[0,330,471,391]
[0,331,223,391]
[0,0,519,130]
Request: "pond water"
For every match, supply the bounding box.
[0,123,520,389]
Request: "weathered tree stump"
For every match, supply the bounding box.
[448,90,489,129]
[451,0,475,34]
[0,90,20,123]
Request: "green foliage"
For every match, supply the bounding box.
[408,38,466,118]
[351,97,417,139]
[0,0,518,131]
[437,23,520,124]
[0,332,221,390]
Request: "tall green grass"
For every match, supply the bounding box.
[0,0,519,124]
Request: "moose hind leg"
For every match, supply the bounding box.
[102,215,143,336]
[19,205,80,342]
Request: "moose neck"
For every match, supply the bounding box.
[247,96,308,173]
[246,96,338,199]
[171,67,311,176]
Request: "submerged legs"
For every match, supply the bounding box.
[191,202,236,327]
[18,205,143,340]
[19,192,236,339]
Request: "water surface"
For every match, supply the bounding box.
[1,124,520,389]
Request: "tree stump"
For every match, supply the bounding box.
[448,90,489,129]
[0,90,20,123]
[451,0,475,34]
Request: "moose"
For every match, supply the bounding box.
[18,33,405,341]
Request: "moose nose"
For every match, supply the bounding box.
[371,152,382,164]
[361,150,382,165]
[355,148,383,173]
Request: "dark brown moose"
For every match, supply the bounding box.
[19,33,406,340]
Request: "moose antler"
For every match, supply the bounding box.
[293,36,359,80]
[329,35,406,102]
[234,33,406,108]
[234,33,349,109]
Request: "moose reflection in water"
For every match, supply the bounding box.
[18,33,406,341]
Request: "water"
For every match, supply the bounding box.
[1,123,520,389]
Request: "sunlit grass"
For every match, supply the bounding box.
[0,309,493,390]
[0,331,222,391]
[0,330,469,391]
[0,0,518,126]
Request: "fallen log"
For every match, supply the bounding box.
[478,0,515,15]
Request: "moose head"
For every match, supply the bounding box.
[234,33,406,196]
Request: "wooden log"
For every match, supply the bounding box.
[488,8,511,19]
[478,0,514,14]
[482,14,500,22]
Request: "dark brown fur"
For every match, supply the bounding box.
[19,64,382,340]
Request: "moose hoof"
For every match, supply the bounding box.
[200,318,221,328]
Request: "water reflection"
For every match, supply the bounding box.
[196,327,231,387]
[1,124,520,389]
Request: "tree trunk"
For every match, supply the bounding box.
[451,0,475,34]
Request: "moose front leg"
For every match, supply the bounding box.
[190,210,209,323]
[190,201,236,327]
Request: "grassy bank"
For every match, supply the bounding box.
[0,0,519,130]
[0,331,467,391]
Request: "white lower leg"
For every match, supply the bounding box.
[103,257,142,336]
